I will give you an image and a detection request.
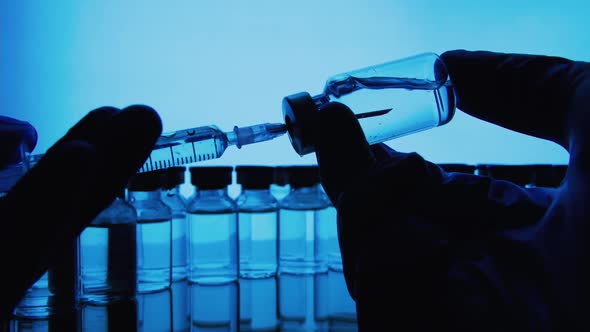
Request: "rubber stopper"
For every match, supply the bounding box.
[282,92,319,156]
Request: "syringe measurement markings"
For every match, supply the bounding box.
[191,142,198,164]
[169,146,175,167]
[143,155,154,172]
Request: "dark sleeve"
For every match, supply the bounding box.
[0,116,37,167]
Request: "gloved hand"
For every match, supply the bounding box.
[315,50,590,331]
[0,116,37,167]
[0,105,162,321]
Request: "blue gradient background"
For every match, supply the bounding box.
[2,1,588,167]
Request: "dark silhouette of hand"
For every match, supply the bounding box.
[0,105,162,321]
[315,50,590,331]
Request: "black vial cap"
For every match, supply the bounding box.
[474,164,489,176]
[284,165,321,188]
[128,170,164,191]
[235,165,274,190]
[438,163,476,175]
[189,166,233,190]
[282,92,319,156]
[273,166,289,186]
[484,164,534,187]
[163,166,186,190]
[552,164,568,186]
[531,164,567,188]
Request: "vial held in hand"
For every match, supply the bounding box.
[282,52,456,155]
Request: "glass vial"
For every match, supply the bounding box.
[282,52,456,155]
[161,166,188,282]
[235,165,279,279]
[80,190,137,304]
[187,166,238,284]
[128,171,173,293]
[278,165,332,274]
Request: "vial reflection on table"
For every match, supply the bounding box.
[190,282,239,332]
[278,273,328,331]
[81,299,137,332]
[239,277,278,331]
[171,280,190,332]
[138,289,172,332]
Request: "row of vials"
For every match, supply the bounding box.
[11,165,357,332]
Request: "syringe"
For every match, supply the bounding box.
[138,122,287,173]
[10,123,286,176]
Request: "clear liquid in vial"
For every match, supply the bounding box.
[80,223,136,303]
[137,218,172,293]
[279,207,332,274]
[239,211,277,279]
[323,76,454,144]
[171,213,188,281]
[188,211,238,284]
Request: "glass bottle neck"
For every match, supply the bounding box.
[164,186,181,196]
[241,188,271,196]
[291,183,323,194]
[312,93,330,108]
[128,189,162,201]
[195,188,228,197]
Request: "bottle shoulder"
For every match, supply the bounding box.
[187,195,236,213]
[91,198,137,225]
[279,190,332,210]
[237,191,278,212]
[161,193,186,211]
[129,199,172,221]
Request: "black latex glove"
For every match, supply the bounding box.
[315,50,590,331]
[0,105,162,321]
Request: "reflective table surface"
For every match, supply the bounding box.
[9,272,358,332]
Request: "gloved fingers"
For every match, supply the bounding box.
[30,105,162,226]
[441,49,588,147]
[369,143,407,163]
[0,105,162,319]
[314,102,376,204]
[91,105,163,199]
[0,116,38,167]
[51,106,120,148]
[0,139,99,317]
